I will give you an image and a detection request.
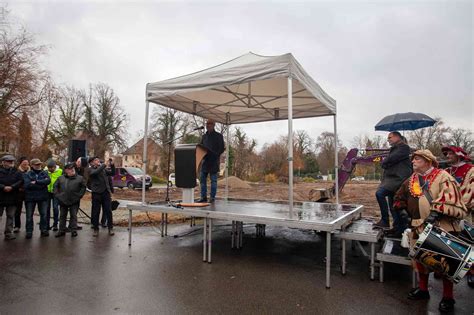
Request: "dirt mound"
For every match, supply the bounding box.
[217,176,251,189]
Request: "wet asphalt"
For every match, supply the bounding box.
[0,217,473,314]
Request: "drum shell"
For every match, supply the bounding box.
[410,224,473,283]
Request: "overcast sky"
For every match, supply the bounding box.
[5,0,473,150]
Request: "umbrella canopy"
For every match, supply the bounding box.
[374,112,436,131]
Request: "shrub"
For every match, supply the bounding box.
[302,177,316,183]
[152,176,167,184]
[247,174,263,182]
[264,173,278,183]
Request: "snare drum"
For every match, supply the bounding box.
[410,223,474,283]
[459,220,474,244]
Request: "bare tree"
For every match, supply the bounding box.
[231,127,257,179]
[49,86,84,151]
[91,83,128,157]
[315,131,346,174]
[17,111,32,158]
[406,118,450,156]
[447,128,474,154]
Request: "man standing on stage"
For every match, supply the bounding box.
[442,145,473,287]
[198,119,225,203]
[374,131,412,237]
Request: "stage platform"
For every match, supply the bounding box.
[127,199,363,288]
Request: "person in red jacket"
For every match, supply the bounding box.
[442,145,473,288]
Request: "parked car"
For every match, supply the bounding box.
[112,167,152,190]
[352,176,365,181]
[168,172,199,187]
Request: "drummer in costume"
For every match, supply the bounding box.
[442,145,473,287]
[393,150,468,313]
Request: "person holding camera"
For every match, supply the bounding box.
[54,162,86,237]
[87,156,115,236]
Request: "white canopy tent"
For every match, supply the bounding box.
[142,52,339,215]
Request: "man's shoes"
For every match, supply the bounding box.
[467,272,474,288]
[384,228,402,238]
[41,231,49,237]
[108,229,115,236]
[13,227,20,233]
[209,198,215,203]
[101,223,107,228]
[71,231,78,237]
[52,226,58,232]
[76,226,83,230]
[197,197,208,203]
[93,229,99,237]
[438,298,455,313]
[407,287,430,300]
[373,220,390,229]
[26,233,32,239]
[55,232,66,238]
[4,234,16,240]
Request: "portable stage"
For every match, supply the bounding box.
[135,52,360,288]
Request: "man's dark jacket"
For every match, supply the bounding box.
[0,167,24,206]
[24,169,51,201]
[54,174,86,206]
[87,164,115,194]
[380,141,412,192]
[200,131,225,173]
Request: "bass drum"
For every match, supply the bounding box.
[459,220,474,244]
[410,223,474,283]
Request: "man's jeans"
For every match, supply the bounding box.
[375,187,406,232]
[91,191,113,229]
[25,200,48,233]
[14,199,24,228]
[1,205,16,234]
[46,193,59,228]
[200,171,218,200]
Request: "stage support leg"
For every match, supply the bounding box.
[128,209,132,246]
[326,232,331,289]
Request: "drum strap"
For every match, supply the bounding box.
[418,175,433,205]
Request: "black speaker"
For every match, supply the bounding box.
[68,140,87,163]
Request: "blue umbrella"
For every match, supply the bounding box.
[374,112,437,131]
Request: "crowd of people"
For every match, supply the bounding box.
[0,155,116,240]
[375,132,473,313]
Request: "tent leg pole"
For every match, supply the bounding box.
[142,100,150,204]
[333,114,339,204]
[287,76,293,218]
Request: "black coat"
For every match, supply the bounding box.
[24,169,51,202]
[0,167,24,206]
[200,131,225,173]
[87,164,115,194]
[380,142,412,192]
[54,174,86,206]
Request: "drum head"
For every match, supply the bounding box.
[459,220,474,244]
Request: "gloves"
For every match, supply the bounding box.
[424,210,441,225]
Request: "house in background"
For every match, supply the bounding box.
[121,138,161,174]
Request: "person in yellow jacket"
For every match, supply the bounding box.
[46,159,62,231]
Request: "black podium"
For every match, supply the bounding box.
[174,144,207,202]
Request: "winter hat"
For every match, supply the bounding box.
[411,150,439,167]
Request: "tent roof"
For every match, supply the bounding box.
[146,52,336,125]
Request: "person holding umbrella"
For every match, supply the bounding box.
[374,131,412,236]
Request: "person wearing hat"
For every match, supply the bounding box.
[393,149,468,312]
[24,158,51,238]
[53,162,86,237]
[0,155,24,240]
[13,157,30,233]
[45,159,62,231]
[442,145,473,288]
[87,156,115,236]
